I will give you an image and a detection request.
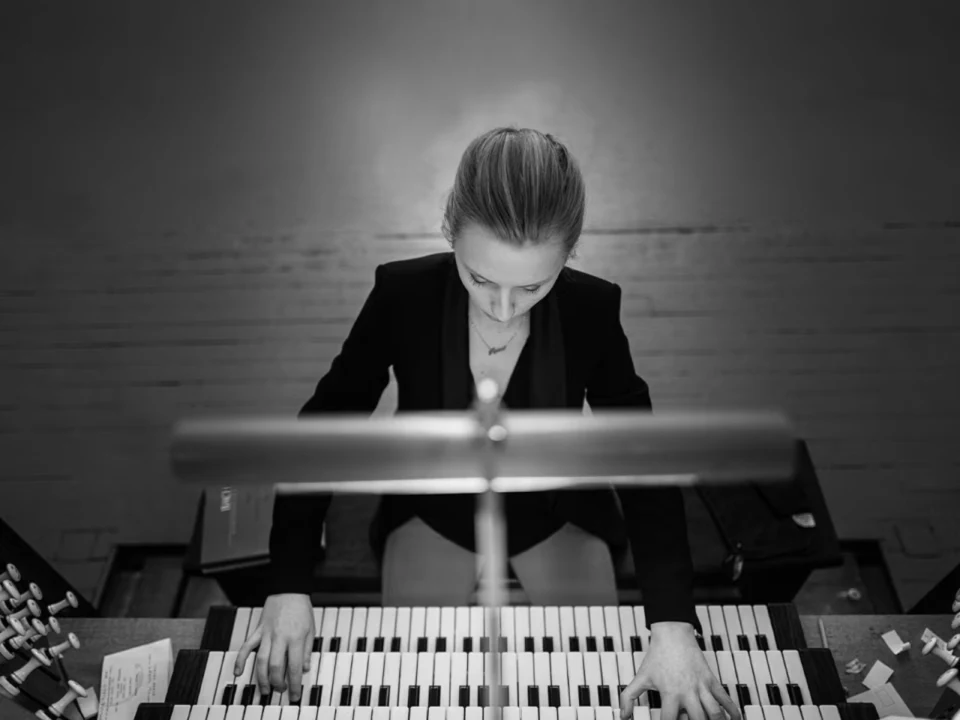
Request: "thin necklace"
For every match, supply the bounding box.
[470,317,520,356]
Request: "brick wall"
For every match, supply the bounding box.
[3,224,958,604]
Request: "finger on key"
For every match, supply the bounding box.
[269,637,288,693]
[287,640,305,703]
[236,625,263,676]
[256,638,272,695]
[302,632,312,674]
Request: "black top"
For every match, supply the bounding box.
[269,251,702,634]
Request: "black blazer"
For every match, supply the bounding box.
[270,252,700,632]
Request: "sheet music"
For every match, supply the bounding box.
[98,638,173,720]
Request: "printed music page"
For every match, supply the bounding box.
[98,638,173,719]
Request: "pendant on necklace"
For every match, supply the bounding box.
[488,346,506,356]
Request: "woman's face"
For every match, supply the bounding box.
[453,224,568,324]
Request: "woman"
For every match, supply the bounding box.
[235,127,740,720]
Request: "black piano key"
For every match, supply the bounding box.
[649,690,662,708]
[569,637,580,651]
[463,637,473,652]
[359,685,372,706]
[313,637,323,653]
[330,637,342,653]
[578,685,590,706]
[630,636,642,651]
[310,686,323,706]
[711,635,724,651]
[787,684,804,705]
[499,636,508,652]
[166,649,210,704]
[838,704,884,720]
[766,684,782,705]
[341,686,353,706]
[242,685,257,705]
[735,684,751,708]
[598,686,611,706]
[429,685,441,707]
[524,637,535,652]
[374,637,385,652]
[390,637,401,652]
[798,647,847,704]
[618,684,627,700]
[221,684,238,705]
[499,685,510,705]
[768,603,807,650]
[129,706,175,720]
[378,686,391,706]
[260,693,271,707]
[436,637,447,652]
[527,686,540,707]
[737,635,750,651]
[696,635,706,651]
[756,635,770,651]
[417,637,428,653]
[459,685,470,707]
[356,638,367,652]
[480,637,490,652]
[479,685,490,707]
[586,636,598,652]
[407,686,420,706]
[603,636,615,652]
[548,685,561,707]
[201,607,237,651]
[543,637,555,652]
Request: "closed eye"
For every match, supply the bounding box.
[469,273,541,293]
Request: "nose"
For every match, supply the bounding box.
[492,289,513,322]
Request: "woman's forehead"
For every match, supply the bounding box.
[456,226,566,286]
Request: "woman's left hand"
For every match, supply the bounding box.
[619,622,742,720]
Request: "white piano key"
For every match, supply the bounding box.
[236,652,256,705]
[560,608,576,652]
[518,652,534,706]
[300,708,319,720]
[819,706,840,720]
[434,652,451,707]
[754,607,777,651]
[230,609,253,652]
[336,609,354,650]
[515,607,531,653]
[799,707,821,720]
[440,608,456,651]
[281,708,303,720]
[703,650,720,683]
[366,609,384,649]
[745,706,765,720]
[541,708,559,720]
[723,606,744,651]
[383,653,402,706]
[783,652,811,705]
[603,608,622,652]
[632,652,647,705]
[320,610,339,653]
[208,707,228,720]
[449,708,466,720]
[589,608,606,648]
[596,708,614,720]
[334,707,354,720]
[534,652,551,705]
[455,608,470,652]
[599,652,620,708]
[397,609,412,653]
[502,652,518,707]
[560,709,577,720]
[632,708,651,720]
[545,608,562,652]
[428,709,445,720]
[172,706,192,720]
[618,608,636,653]
[530,607,546,652]
[381,609,397,650]
[732,650,760,708]
[631,607,648,647]
[198,652,226,705]
[504,707,520,720]
[466,709,482,720]
[426,608,442,652]
[415,653,434,707]
[616,652,635,704]
[313,609,325,641]
[583,653,603,708]
[351,653,369,707]
[738,606,759,652]
[372,708,391,720]
[708,607,728,651]
[762,706,785,720]
[451,653,468,707]
[715,651,738,694]
[576,707,595,720]
[521,708,538,720]
[765,651,792,706]
[188,706,210,720]
[333,653,355,706]
[573,608,591,650]
[411,608,427,652]
[354,708,373,720]
[748,650,774,705]
[319,709,338,720]
[501,608,516,652]
[567,652,585,707]
[399,653,419,706]
[367,652,386,694]
[468,652,483,706]
[469,608,484,650]
[318,652,337,706]
[302,652,322,707]
[551,652,570,707]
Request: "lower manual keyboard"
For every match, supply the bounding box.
[134,704,880,720]
[161,648,847,712]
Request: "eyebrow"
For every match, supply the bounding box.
[464,263,552,288]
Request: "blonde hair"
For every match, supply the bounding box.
[442,126,586,258]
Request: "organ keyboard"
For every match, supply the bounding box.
[133,605,878,720]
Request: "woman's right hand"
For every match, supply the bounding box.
[235,593,315,703]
